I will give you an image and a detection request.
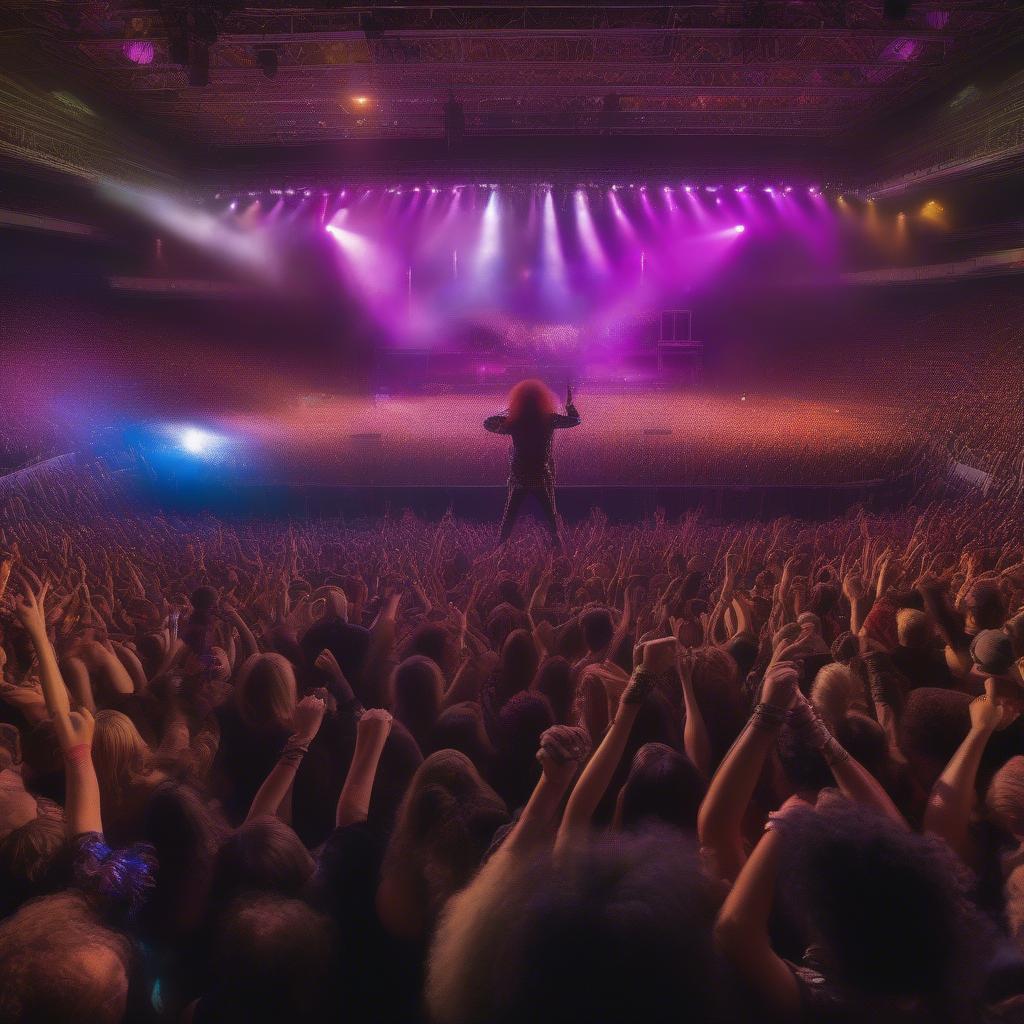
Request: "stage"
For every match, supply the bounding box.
[142,387,921,489]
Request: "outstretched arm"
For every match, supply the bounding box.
[246,694,326,822]
[555,641,670,851]
[553,383,580,428]
[484,415,510,434]
[924,685,1014,863]
[336,709,393,827]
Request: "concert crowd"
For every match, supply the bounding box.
[2,463,1024,1023]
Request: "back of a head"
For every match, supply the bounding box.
[900,687,972,786]
[235,653,297,732]
[619,743,707,833]
[404,623,454,673]
[778,802,989,1007]
[92,710,149,801]
[191,585,219,614]
[431,702,495,764]
[486,604,529,651]
[496,691,554,757]
[581,607,614,652]
[211,894,336,1023]
[533,656,574,723]
[428,828,723,1024]
[965,580,1007,631]
[0,814,65,916]
[501,629,540,688]
[211,816,314,909]
[0,892,132,1024]
[810,663,858,727]
[987,756,1024,839]
[392,656,445,737]
[506,378,555,427]
[385,750,508,915]
[896,608,932,649]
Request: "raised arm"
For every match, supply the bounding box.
[483,414,510,434]
[789,689,906,826]
[552,383,580,428]
[15,581,102,836]
[555,640,669,852]
[246,694,326,822]
[697,661,798,883]
[336,709,392,827]
[714,826,801,1022]
[924,685,1013,863]
[677,647,712,778]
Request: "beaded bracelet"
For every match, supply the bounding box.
[749,702,789,732]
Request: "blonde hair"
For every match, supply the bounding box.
[811,663,859,728]
[234,654,297,732]
[92,711,151,810]
[987,756,1024,838]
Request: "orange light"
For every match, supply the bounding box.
[353,95,369,106]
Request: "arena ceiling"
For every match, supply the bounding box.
[1,1,1022,150]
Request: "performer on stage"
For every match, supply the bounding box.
[484,379,580,544]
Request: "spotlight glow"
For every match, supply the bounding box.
[180,428,212,455]
[733,224,746,233]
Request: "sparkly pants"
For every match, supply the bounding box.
[499,481,560,541]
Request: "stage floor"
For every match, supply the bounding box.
[198,388,919,487]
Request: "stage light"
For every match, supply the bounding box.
[735,185,747,193]
[180,428,213,455]
[352,95,369,106]
[733,224,745,233]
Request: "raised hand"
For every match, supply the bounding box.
[14,578,50,636]
[313,651,346,684]
[761,660,799,709]
[64,706,96,750]
[292,694,327,743]
[356,708,393,749]
[537,724,591,785]
[638,636,678,675]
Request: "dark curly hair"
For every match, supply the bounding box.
[776,802,992,1015]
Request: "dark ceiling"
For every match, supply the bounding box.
[2,0,1023,152]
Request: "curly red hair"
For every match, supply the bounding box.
[506,379,556,427]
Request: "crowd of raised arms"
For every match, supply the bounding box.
[3,462,1024,1023]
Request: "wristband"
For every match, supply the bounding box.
[622,669,658,705]
[64,743,91,766]
[749,702,788,732]
[821,736,851,767]
[279,737,310,767]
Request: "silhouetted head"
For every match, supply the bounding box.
[428,828,725,1024]
[0,892,133,1024]
[392,656,446,747]
[211,816,314,910]
[777,802,991,1011]
[618,743,707,833]
[506,379,556,428]
[209,894,337,1024]
[533,656,574,724]
[581,608,614,653]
